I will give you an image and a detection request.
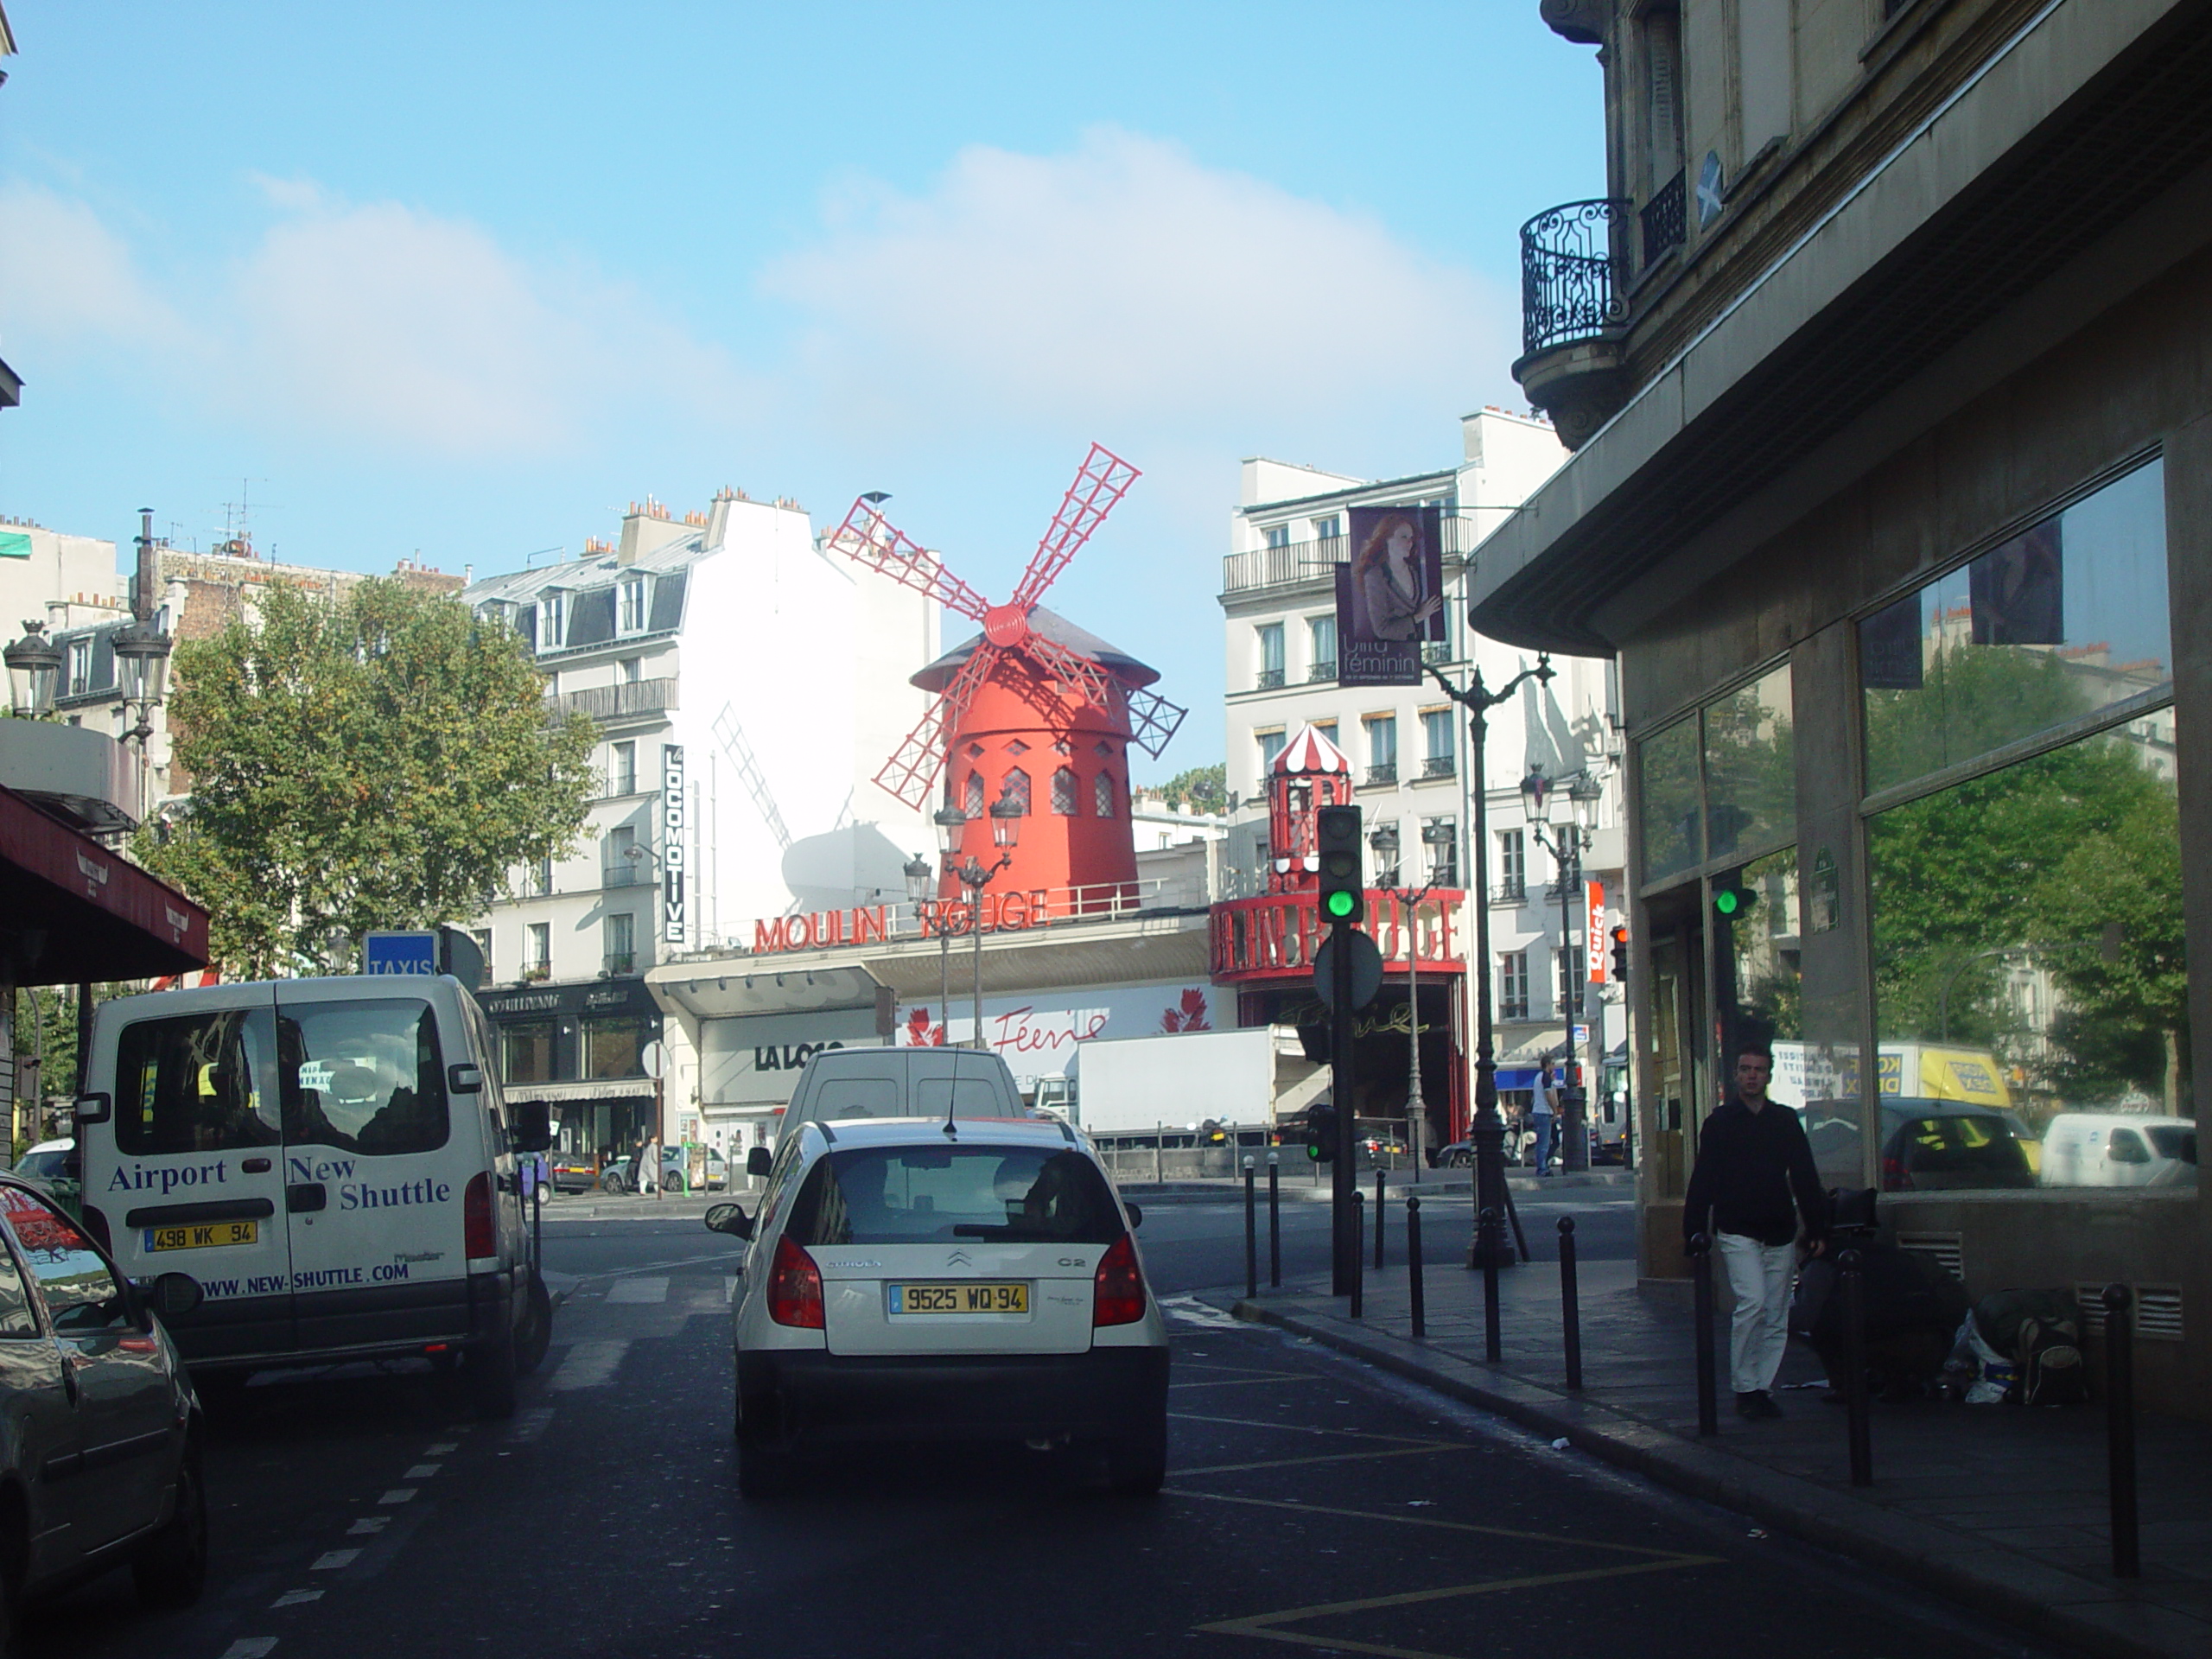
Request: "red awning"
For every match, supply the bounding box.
[0,785,211,984]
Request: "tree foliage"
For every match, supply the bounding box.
[138,578,598,977]
[1154,761,1228,815]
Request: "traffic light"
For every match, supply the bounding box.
[1610,925,1630,982]
[1304,1103,1337,1163]
[1317,804,1363,925]
[1712,872,1758,922]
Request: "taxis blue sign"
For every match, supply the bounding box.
[362,931,438,976]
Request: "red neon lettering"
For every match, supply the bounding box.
[755,918,791,953]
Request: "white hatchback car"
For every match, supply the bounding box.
[705,1116,1169,1498]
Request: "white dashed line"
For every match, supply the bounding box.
[424,1441,459,1455]
[221,1640,279,1657]
[549,1340,628,1392]
[507,1406,556,1442]
[724,1275,739,1303]
[1159,1295,1242,1330]
[378,1488,416,1504]
[311,1548,361,1572]
[404,1463,442,1478]
[346,1517,391,1536]
[607,1276,669,1305]
[271,1589,323,1608]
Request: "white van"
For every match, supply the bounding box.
[75,975,553,1416]
[763,1048,1028,1166]
[2038,1113,2197,1188]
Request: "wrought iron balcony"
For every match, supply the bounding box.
[1364,763,1397,787]
[1499,999,1531,1021]
[1222,521,1478,596]
[601,951,637,977]
[1308,660,1338,683]
[1255,668,1286,690]
[1642,171,1686,268]
[546,677,677,724]
[1520,198,1627,358]
[1420,755,1456,779]
[1491,880,1527,905]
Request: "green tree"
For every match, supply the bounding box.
[138,578,598,976]
[1154,761,1227,815]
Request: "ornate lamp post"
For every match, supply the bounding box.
[1426,653,1552,1267]
[4,622,61,716]
[931,807,969,1043]
[1522,765,1603,1171]
[944,792,1023,1050]
[111,618,174,824]
[903,850,942,1042]
[1368,818,1457,1182]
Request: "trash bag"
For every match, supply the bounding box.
[1793,1236,1970,1399]
[1969,1289,2087,1407]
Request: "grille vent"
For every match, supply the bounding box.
[1897,1231,1964,1287]
[2075,1283,2184,1343]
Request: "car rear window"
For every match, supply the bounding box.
[2145,1126,2196,1164]
[810,1077,900,1121]
[1885,1113,2031,1185]
[789,1145,1123,1246]
[913,1075,1014,1116]
[114,1007,283,1156]
[281,1000,450,1157]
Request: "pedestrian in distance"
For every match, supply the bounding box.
[1682,1042,1827,1419]
[1531,1063,1560,1176]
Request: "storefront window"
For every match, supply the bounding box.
[1702,664,1794,859]
[504,1020,557,1085]
[1860,459,2168,798]
[585,1015,653,1080]
[1637,717,1700,885]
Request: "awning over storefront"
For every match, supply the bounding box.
[501,1077,654,1104]
[0,784,209,984]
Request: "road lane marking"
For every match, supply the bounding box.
[507,1406,556,1441]
[220,1641,278,1658]
[725,1275,739,1303]
[1172,1374,1330,1391]
[607,1276,670,1305]
[1175,1442,1467,1477]
[378,1488,416,1504]
[404,1463,442,1478]
[311,1549,361,1571]
[271,1589,323,1608]
[1160,1295,1242,1328]
[425,1441,459,1454]
[346,1517,390,1536]
[549,1340,629,1390]
[1168,1489,1719,1559]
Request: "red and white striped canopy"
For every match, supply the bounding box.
[1271,722,1349,776]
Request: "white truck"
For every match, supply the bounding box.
[1059,1028,1281,1135]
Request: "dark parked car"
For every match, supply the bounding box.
[1798,1097,2035,1191]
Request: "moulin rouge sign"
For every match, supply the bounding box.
[752,889,1067,956]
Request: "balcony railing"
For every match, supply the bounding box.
[1492,880,1527,905]
[1364,763,1397,787]
[1255,668,1286,690]
[1500,999,1531,1021]
[1222,520,1479,595]
[601,951,637,976]
[1308,660,1337,683]
[1420,756,1456,779]
[1421,639,1454,665]
[602,857,647,888]
[1520,198,1628,357]
[546,677,677,724]
[1641,171,1686,268]
[522,962,551,982]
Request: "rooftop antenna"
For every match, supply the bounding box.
[943,1049,962,1137]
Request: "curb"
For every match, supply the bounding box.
[1229,1295,2202,1659]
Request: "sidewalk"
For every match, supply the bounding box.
[1220,1252,2211,1659]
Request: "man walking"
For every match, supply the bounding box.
[1530,1063,1559,1175]
[1683,1043,1827,1418]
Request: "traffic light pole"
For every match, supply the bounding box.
[1330,912,1358,1295]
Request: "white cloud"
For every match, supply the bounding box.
[760,127,1516,435]
[0,182,189,353]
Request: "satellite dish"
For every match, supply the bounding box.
[1696,150,1726,228]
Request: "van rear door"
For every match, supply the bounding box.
[91,988,296,1361]
[276,985,473,1352]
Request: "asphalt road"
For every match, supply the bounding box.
[29,1211,2063,1659]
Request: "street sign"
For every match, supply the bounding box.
[640,1039,669,1080]
[1313,931,1383,1012]
[1586,880,1607,982]
[363,931,437,977]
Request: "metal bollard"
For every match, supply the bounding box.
[1350,1191,1364,1319]
[2104,1283,2139,1578]
[1408,1195,1426,1339]
[1689,1233,1718,1437]
[1479,1206,1502,1362]
[1375,1168,1387,1270]
[1840,1249,1873,1485]
[1243,1156,1257,1300]
[1558,1216,1582,1391]
[1268,1154,1281,1288]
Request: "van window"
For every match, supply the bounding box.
[113,1007,282,1155]
[2146,1126,2196,1164]
[810,1077,900,1121]
[0,1187,131,1333]
[914,1076,1011,1117]
[791,1145,1122,1247]
[2107,1128,2152,1165]
[281,999,450,1157]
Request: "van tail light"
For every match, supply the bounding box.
[766,1235,824,1329]
[82,1205,113,1253]
[1093,1234,1147,1327]
[464,1173,496,1258]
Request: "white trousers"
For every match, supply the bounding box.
[1715,1232,1796,1395]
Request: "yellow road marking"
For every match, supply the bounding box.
[1172,1375,1329,1391]
[1175,1443,1472,1477]
[1169,1411,1450,1446]
[1168,1488,1713,1560]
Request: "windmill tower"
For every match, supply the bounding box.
[825,445,1186,902]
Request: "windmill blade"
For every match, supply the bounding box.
[826,498,994,622]
[711,703,791,850]
[872,643,1002,807]
[1122,684,1188,760]
[1008,443,1141,612]
[1020,629,1118,713]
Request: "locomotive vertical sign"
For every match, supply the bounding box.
[662,744,687,945]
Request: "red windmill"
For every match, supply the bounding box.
[826,444,1186,901]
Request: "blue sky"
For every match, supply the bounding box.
[0,3,1603,779]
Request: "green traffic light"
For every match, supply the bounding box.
[1714,888,1741,916]
[1325,890,1354,918]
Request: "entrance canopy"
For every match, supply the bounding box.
[0,785,209,984]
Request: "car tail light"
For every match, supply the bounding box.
[464,1172,496,1258]
[766,1235,824,1329]
[1093,1234,1146,1327]
[1881,1154,1911,1192]
[82,1205,113,1252]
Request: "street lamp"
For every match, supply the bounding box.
[931,806,968,1045]
[1368,818,1452,1183]
[903,849,949,1045]
[1521,765,1603,1172]
[4,622,60,716]
[944,791,1023,1049]
[1425,652,1553,1268]
[111,618,174,821]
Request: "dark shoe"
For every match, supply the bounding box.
[1734,1390,1783,1420]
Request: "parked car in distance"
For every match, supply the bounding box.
[707,1115,1168,1500]
[601,1147,728,1194]
[0,1173,210,1630]
[1797,1097,2035,1192]
[12,1135,79,1208]
[549,1151,601,1193]
[2038,1113,2196,1187]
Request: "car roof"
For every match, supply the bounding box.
[22,1138,73,1155]
[801,1116,1081,1153]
